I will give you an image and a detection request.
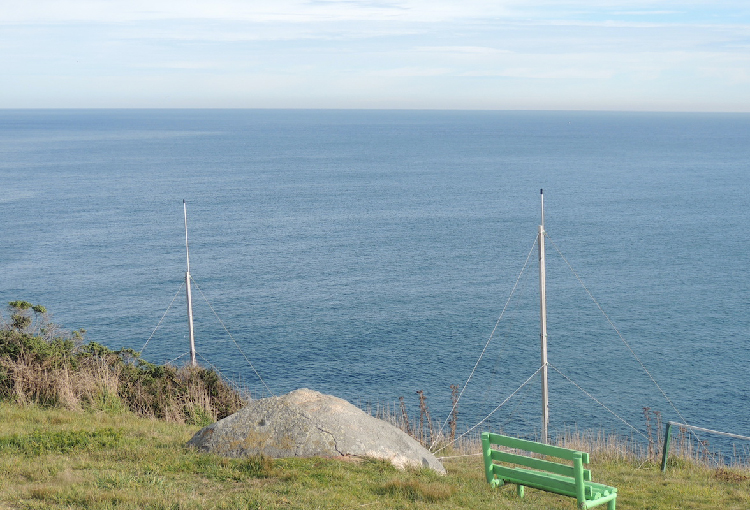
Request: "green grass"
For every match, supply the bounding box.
[1,403,748,509]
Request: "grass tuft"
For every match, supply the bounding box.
[376,479,456,502]
[715,467,750,483]
[0,427,123,455]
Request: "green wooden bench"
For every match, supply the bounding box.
[482,432,617,510]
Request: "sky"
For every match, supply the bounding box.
[1,1,749,110]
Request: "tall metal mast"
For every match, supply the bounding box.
[539,189,549,444]
[184,200,196,366]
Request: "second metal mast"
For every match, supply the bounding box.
[539,189,549,444]
[184,200,196,367]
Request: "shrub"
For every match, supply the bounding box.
[0,302,245,423]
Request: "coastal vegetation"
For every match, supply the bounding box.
[1,302,748,509]
[0,301,244,425]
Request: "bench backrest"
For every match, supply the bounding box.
[482,432,591,485]
[482,432,617,509]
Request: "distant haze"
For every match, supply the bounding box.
[2,1,749,111]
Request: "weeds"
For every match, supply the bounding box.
[398,396,411,436]
[415,390,434,446]
[449,384,459,443]
[383,387,462,452]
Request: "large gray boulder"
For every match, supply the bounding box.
[187,388,445,474]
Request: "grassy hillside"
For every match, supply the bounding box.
[1,402,748,510]
[2,302,748,509]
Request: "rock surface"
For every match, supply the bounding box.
[187,388,446,474]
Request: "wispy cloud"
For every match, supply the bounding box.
[612,10,682,15]
[1,1,749,109]
[367,67,452,77]
[0,0,512,23]
[414,46,514,55]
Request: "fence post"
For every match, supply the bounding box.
[660,422,673,472]
[481,433,494,483]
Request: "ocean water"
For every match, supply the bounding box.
[1,109,749,453]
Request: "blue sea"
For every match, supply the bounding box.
[1,109,749,455]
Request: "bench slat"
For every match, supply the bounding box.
[485,432,590,463]
[490,449,577,478]
[491,465,616,501]
[584,481,617,499]
[490,464,578,498]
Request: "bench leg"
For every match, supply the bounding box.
[517,485,524,498]
[608,499,615,510]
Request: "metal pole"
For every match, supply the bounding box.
[184,200,196,367]
[539,189,549,444]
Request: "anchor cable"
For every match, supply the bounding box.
[546,236,690,428]
[433,236,538,447]
[139,281,185,355]
[548,362,648,440]
[546,236,718,462]
[432,365,542,455]
[191,276,275,397]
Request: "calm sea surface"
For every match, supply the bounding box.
[1,110,749,452]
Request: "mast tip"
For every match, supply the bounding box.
[540,189,544,195]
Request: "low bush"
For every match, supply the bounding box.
[0,301,245,424]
